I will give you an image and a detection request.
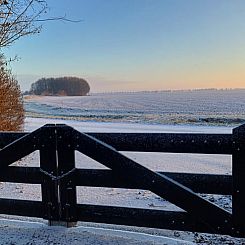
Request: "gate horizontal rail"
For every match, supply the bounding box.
[0,132,233,154]
[76,204,212,233]
[0,124,244,237]
[0,167,231,194]
[0,198,43,218]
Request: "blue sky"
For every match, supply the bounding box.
[5,0,245,92]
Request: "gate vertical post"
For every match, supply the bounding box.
[232,124,245,237]
[57,125,77,227]
[39,125,60,223]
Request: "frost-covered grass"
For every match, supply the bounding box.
[24,89,245,126]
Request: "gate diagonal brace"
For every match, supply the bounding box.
[66,126,232,235]
[0,126,44,168]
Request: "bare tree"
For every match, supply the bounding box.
[0,0,78,48]
[0,0,49,48]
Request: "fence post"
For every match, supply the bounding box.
[232,124,245,237]
[57,125,77,227]
[39,125,60,223]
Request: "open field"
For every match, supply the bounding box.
[2,91,245,244]
[24,89,245,126]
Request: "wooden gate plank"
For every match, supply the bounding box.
[232,124,245,237]
[0,127,43,167]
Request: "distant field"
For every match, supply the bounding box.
[24,89,245,126]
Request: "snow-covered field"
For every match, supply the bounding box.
[24,89,245,126]
[1,91,245,244]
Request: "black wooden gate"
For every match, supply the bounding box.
[0,124,244,237]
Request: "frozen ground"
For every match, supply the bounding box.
[2,90,245,244]
[0,219,195,245]
[1,117,244,244]
[24,89,245,126]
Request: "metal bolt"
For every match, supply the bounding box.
[217,226,220,230]
[224,220,228,223]
[59,136,62,139]
[191,140,195,143]
[218,140,221,144]
[76,144,80,148]
[171,221,175,224]
[182,221,185,225]
[171,139,174,143]
[152,180,155,183]
[68,144,71,148]
[204,140,207,143]
[180,140,184,143]
[233,141,236,144]
[237,148,240,151]
[237,190,240,193]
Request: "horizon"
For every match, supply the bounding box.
[23,85,245,94]
[4,0,245,92]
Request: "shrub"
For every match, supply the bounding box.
[0,58,24,131]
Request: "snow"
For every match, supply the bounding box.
[24,90,245,126]
[0,219,195,245]
[1,92,245,244]
[24,116,233,133]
